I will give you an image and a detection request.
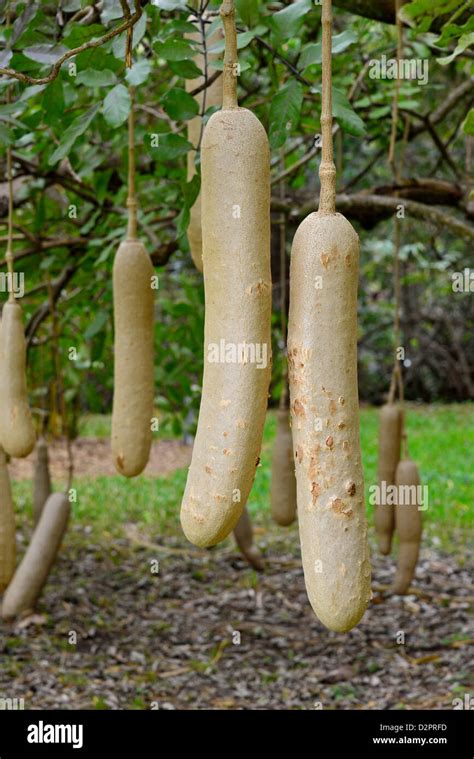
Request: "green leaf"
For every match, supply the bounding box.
[84,310,109,341]
[332,30,358,54]
[125,59,152,86]
[154,38,196,61]
[269,79,304,149]
[150,0,186,9]
[368,105,391,119]
[401,0,461,33]
[19,84,46,101]
[42,79,64,127]
[207,31,255,54]
[162,87,199,121]
[0,123,12,146]
[300,31,357,71]
[235,0,260,27]
[48,104,100,165]
[23,44,67,65]
[150,132,193,160]
[437,15,474,47]
[463,108,474,136]
[103,84,131,128]
[299,42,322,70]
[332,88,366,136]
[10,3,40,47]
[168,58,202,79]
[76,68,117,87]
[269,0,312,44]
[177,174,200,237]
[112,11,147,59]
[62,24,105,47]
[62,0,81,10]
[162,19,199,36]
[438,32,474,65]
[0,49,12,67]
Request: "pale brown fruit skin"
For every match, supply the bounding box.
[233,506,264,571]
[180,107,272,548]
[375,403,402,555]
[33,437,52,528]
[186,19,223,272]
[0,445,16,593]
[288,211,371,633]
[2,492,70,620]
[271,409,297,526]
[392,459,422,595]
[0,302,36,458]
[111,240,155,478]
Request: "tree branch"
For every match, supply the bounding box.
[333,0,470,31]
[0,1,143,85]
[25,258,83,348]
[271,192,474,242]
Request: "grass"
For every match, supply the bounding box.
[12,404,474,552]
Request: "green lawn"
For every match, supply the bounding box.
[12,405,473,552]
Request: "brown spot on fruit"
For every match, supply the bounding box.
[223,449,232,456]
[320,253,330,269]
[338,396,345,405]
[311,481,320,502]
[338,421,346,429]
[205,465,212,475]
[246,279,270,296]
[330,497,353,518]
[344,254,351,268]
[309,453,319,482]
[342,440,350,451]
[345,480,356,496]
[296,445,304,462]
[292,399,305,417]
[329,399,337,415]
[325,436,334,449]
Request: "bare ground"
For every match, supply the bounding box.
[8,438,192,481]
[0,521,472,710]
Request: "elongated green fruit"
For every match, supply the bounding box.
[180,5,272,548]
[271,409,297,526]
[2,492,70,620]
[0,301,36,458]
[0,445,16,593]
[375,403,402,555]
[392,459,422,595]
[186,16,223,273]
[233,506,264,570]
[111,240,155,477]
[33,437,52,528]
[288,214,371,633]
